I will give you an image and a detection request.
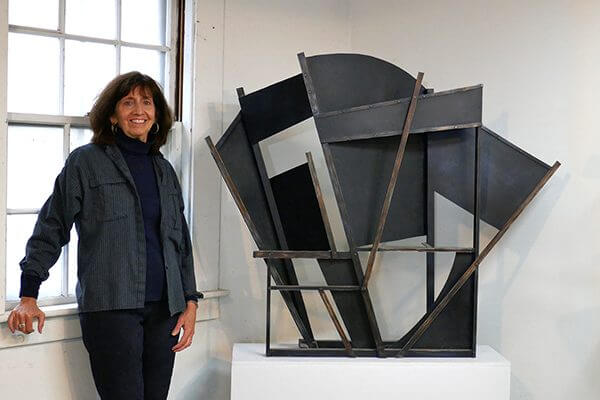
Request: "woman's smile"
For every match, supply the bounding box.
[110,86,156,142]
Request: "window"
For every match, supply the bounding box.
[1,0,179,312]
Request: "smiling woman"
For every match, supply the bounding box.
[110,86,157,143]
[90,71,173,153]
[7,71,199,400]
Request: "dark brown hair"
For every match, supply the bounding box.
[89,71,173,154]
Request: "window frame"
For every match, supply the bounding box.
[0,0,181,313]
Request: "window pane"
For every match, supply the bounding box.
[68,228,79,296]
[8,33,60,114]
[122,0,166,45]
[7,125,64,209]
[9,0,58,30]
[6,214,63,301]
[70,128,93,151]
[121,47,164,86]
[64,40,115,116]
[65,0,116,39]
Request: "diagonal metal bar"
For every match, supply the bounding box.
[363,72,424,287]
[205,135,316,346]
[398,161,561,355]
[306,152,337,253]
[300,58,386,357]
[205,136,263,245]
[318,289,355,357]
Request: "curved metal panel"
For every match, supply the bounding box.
[303,53,427,113]
[393,252,476,351]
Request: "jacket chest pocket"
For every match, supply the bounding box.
[90,177,132,221]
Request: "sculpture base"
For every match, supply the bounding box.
[231,343,510,400]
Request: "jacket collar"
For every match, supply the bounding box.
[104,143,167,186]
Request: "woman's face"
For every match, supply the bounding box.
[110,86,156,142]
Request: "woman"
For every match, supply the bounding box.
[6,71,198,400]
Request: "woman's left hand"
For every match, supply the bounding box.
[171,301,198,352]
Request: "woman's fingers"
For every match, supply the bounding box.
[37,312,45,333]
[175,335,192,352]
[172,327,194,352]
[24,315,34,334]
[171,320,182,336]
[7,312,15,333]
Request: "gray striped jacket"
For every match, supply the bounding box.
[19,143,196,316]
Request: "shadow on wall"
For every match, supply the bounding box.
[479,170,566,345]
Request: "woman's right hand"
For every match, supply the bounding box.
[7,297,45,334]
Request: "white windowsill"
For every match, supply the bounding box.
[0,289,229,349]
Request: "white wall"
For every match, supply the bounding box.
[348,1,599,399]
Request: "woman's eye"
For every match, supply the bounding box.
[123,100,133,106]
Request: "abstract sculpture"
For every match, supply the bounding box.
[206,53,560,357]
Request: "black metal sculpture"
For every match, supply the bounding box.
[206,53,560,357]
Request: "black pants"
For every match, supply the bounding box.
[79,300,181,400]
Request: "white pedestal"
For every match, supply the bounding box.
[231,343,510,400]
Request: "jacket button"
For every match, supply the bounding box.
[165,264,169,270]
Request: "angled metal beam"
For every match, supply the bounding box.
[297,52,320,115]
[271,285,361,292]
[398,161,561,355]
[356,246,475,253]
[205,135,316,345]
[253,250,352,259]
[306,152,337,253]
[313,85,482,143]
[319,289,355,357]
[471,127,482,353]
[363,72,424,287]
[206,136,264,244]
[426,131,435,312]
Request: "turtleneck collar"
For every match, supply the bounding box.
[114,128,154,155]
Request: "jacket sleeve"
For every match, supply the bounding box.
[171,165,198,304]
[19,154,83,298]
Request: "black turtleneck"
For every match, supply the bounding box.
[115,130,166,303]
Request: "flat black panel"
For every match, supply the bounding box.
[428,127,550,229]
[328,134,426,247]
[415,253,475,349]
[216,115,313,339]
[317,259,376,348]
[217,116,279,249]
[305,53,427,113]
[269,163,375,347]
[315,86,482,143]
[270,164,329,251]
[240,74,312,144]
[393,253,476,349]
